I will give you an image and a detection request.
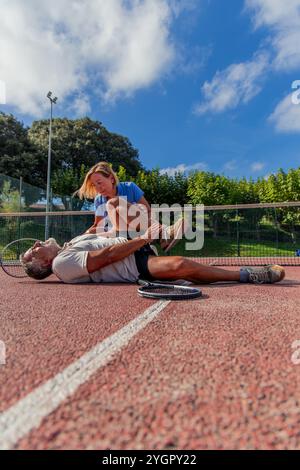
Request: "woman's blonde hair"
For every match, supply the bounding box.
[75,162,119,200]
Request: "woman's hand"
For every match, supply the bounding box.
[140,221,162,243]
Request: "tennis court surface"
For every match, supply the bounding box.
[1,205,300,450]
[1,265,300,450]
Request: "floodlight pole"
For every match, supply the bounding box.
[45,91,57,240]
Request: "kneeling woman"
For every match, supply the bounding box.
[76,162,182,252]
[76,162,151,238]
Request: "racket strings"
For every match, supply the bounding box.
[138,282,202,300]
[0,238,38,278]
[142,286,193,295]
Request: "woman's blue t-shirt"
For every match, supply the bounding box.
[94,182,144,218]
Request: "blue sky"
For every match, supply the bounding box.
[1,0,300,179]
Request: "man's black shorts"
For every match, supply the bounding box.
[134,244,156,281]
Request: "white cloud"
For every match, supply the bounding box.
[223,160,238,171]
[160,161,207,176]
[194,52,269,115]
[0,80,6,104]
[178,44,213,76]
[269,93,300,133]
[193,0,300,117]
[169,0,200,15]
[0,0,197,116]
[251,162,265,172]
[243,1,300,132]
[246,0,300,71]
[71,94,91,116]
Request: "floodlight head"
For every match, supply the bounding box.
[47,91,52,99]
[53,97,58,104]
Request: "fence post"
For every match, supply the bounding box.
[274,207,279,252]
[19,177,23,211]
[18,177,23,239]
[236,206,240,257]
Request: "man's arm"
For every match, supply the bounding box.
[86,222,160,273]
[85,215,104,234]
[137,196,151,212]
[87,237,147,273]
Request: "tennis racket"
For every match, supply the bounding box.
[137,279,202,300]
[0,238,38,278]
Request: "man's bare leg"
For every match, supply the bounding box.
[147,256,240,284]
[95,198,181,254]
[95,198,151,237]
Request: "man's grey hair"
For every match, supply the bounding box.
[20,254,53,280]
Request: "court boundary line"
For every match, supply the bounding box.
[0,300,169,450]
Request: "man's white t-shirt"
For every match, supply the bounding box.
[52,234,140,284]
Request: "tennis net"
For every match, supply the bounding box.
[1,202,300,266]
[170,202,300,266]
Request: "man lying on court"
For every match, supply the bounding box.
[20,222,285,285]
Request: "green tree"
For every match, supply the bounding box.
[117,165,131,183]
[172,172,189,206]
[187,171,233,205]
[0,180,22,212]
[0,112,43,186]
[258,169,300,241]
[52,164,88,210]
[134,169,188,206]
[28,117,143,180]
[286,168,300,201]
[231,178,259,204]
[187,172,242,239]
[258,169,287,202]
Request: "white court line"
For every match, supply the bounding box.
[0,300,170,450]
